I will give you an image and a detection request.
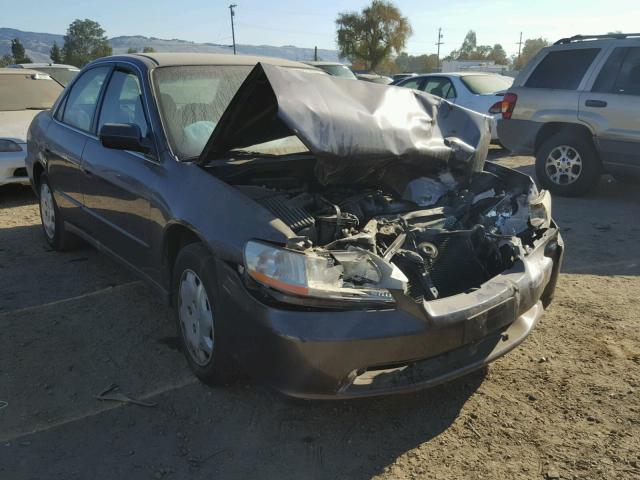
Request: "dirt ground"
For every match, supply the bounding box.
[1,152,639,480]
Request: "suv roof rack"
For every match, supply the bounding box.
[555,33,640,45]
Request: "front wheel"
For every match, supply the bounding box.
[535,133,601,196]
[172,242,237,385]
[38,175,82,251]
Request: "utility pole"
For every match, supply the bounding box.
[314,46,318,61]
[436,27,444,71]
[229,4,237,55]
[516,31,523,65]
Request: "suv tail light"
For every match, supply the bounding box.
[501,93,518,120]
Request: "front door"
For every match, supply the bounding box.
[81,67,159,277]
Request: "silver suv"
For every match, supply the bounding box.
[498,34,640,196]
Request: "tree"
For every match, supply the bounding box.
[515,37,549,69]
[395,52,439,73]
[50,42,62,63]
[11,38,31,63]
[458,30,477,59]
[61,19,112,67]
[336,0,412,71]
[142,47,156,53]
[488,44,508,65]
[127,47,138,54]
[0,54,14,67]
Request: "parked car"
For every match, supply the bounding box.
[26,53,562,399]
[0,68,63,186]
[498,33,640,196]
[302,61,357,79]
[391,73,417,85]
[396,72,514,142]
[10,63,80,86]
[356,73,393,85]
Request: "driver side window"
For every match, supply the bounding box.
[98,69,149,138]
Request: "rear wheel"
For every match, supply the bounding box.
[38,175,82,251]
[172,242,237,385]
[535,132,601,196]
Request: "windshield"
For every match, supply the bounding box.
[0,73,63,111]
[317,64,356,79]
[154,65,310,160]
[460,74,514,94]
[34,67,79,87]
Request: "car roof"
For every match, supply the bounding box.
[11,63,79,69]
[116,52,314,69]
[0,67,46,75]
[412,72,498,78]
[303,61,348,67]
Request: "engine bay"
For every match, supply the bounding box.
[216,158,550,302]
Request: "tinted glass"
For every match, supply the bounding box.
[423,78,456,99]
[612,47,640,95]
[0,73,63,111]
[525,48,600,90]
[461,74,513,94]
[399,78,422,90]
[153,65,252,159]
[98,70,149,137]
[62,66,110,132]
[592,47,628,93]
[34,67,79,87]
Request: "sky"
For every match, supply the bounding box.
[2,0,639,58]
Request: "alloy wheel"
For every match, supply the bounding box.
[545,145,583,185]
[40,183,56,240]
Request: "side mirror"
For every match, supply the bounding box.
[99,123,150,154]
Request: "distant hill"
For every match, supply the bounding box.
[0,28,341,64]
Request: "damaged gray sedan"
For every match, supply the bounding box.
[26,53,563,399]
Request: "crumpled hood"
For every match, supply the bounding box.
[0,110,40,142]
[199,63,491,185]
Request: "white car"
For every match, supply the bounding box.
[395,72,514,141]
[10,63,80,87]
[0,68,62,186]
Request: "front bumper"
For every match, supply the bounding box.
[0,147,29,186]
[218,228,563,399]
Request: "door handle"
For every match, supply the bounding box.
[585,99,607,108]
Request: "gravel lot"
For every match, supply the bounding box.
[1,152,639,479]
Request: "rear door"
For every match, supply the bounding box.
[45,65,111,227]
[81,65,160,275]
[579,46,640,173]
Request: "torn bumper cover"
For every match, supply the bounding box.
[220,227,563,399]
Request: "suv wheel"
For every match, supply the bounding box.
[172,242,237,385]
[38,175,82,250]
[535,133,601,196]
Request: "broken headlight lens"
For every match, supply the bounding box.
[529,190,552,229]
[244,241,404,304]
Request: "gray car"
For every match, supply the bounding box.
[498,33,640,196]
[26,53,562,399]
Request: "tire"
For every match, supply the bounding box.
[38,174,82,251]
[172,242,237,386]
[535,132,601,197]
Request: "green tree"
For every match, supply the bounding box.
[0,54,14,67]
[458,30,477,59]
[488,44,508,65]
[515,37,549,69]
[11,38,31,63]
[336,0,412,71]
[142,46,156,53]
[61,19,113,67]
[50,42,62,63]
[395,52,439,73]
[127,47,138,54]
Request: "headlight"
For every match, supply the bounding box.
[244,241,407,304]
[529,189,552,229]
[0,140,22,153]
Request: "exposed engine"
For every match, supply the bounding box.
[234,167,550,302]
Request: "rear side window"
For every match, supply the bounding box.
[61,66,110,132]
[422,78,456,99]
[594,47,640,95]
[399,78,422,90]
[525,49,600,90]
